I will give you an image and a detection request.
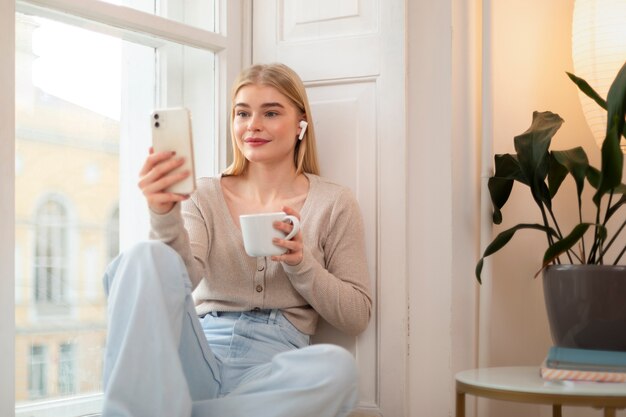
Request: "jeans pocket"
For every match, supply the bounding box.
[276,316,310,349]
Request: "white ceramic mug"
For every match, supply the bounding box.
[239,212,301,257]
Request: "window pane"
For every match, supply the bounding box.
[14,14,147,411]
[100,0,218,32]
[15,11,216,415]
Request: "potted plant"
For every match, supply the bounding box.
[476,60,626,351]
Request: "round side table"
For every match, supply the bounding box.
[456,366,626,417]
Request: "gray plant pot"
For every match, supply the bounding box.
[543,264,626,351]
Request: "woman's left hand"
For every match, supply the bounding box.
[271,206,303,266]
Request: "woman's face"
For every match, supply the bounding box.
[233,84,303,169]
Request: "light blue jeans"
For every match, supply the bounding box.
[102,241,359,417]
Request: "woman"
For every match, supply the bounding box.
[102,63,372,417]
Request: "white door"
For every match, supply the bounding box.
[253,2,407,416]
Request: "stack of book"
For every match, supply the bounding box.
[541,346,626,382]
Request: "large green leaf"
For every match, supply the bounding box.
[567,72,607,110]
[547,153,569,198]
[475,223,558,283]
[514,111,564,209]
[492,153,523,181]
[586,166,601,189]
[607,194,626,219]
[541,223,598,267]
[594,61,626,206]
[586,167,626,220]
[616,183,626,194]
[488,178,511,224]
[551,147,589,203]
[567,70,626,138]
[587,166,626,194]
[488,154,523,224]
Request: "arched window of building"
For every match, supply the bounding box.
[34,198,69,311]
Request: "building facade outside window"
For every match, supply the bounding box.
[15,16,118,399]
[9,1,239,415]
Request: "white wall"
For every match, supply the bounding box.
[407,0,480,415]
[486,1,612,416]
[408,0,626,416]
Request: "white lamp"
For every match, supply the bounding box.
[572,0,626,152]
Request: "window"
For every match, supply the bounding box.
[6,1,242,415]
[28,345,47,400]
[34,198,69,312]
[100,0,218,32]
[15,15,133,407]
[58,343,76,395]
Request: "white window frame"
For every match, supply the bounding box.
[1,1,16,415]
[1,0,247,415]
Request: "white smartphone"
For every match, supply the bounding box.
[150,107,196,195]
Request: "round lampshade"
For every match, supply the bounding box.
[572,0,626,151]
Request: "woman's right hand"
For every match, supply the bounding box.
[138,148,191,214]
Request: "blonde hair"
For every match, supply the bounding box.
[223,63,320,176]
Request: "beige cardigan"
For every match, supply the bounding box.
[149,174,372,336]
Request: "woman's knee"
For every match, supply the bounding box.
[125,240,179,260]
[324,344,358,387]
[103,241,186,296]
[302,344,358,391]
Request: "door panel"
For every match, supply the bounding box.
[306,81,377,406]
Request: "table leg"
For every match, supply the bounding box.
[604,408,616,417]
[455,391,465,417]
[552,404,562,417]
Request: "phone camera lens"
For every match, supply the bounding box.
[154,122,160,128]
[154,113,159,120]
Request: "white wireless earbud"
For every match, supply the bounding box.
[298,120,308,140]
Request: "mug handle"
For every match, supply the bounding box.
[283,215,300,240]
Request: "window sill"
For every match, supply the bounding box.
[16,393,102,417]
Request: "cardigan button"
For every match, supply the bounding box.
[257,265,265,272]
[256,285,263,292]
